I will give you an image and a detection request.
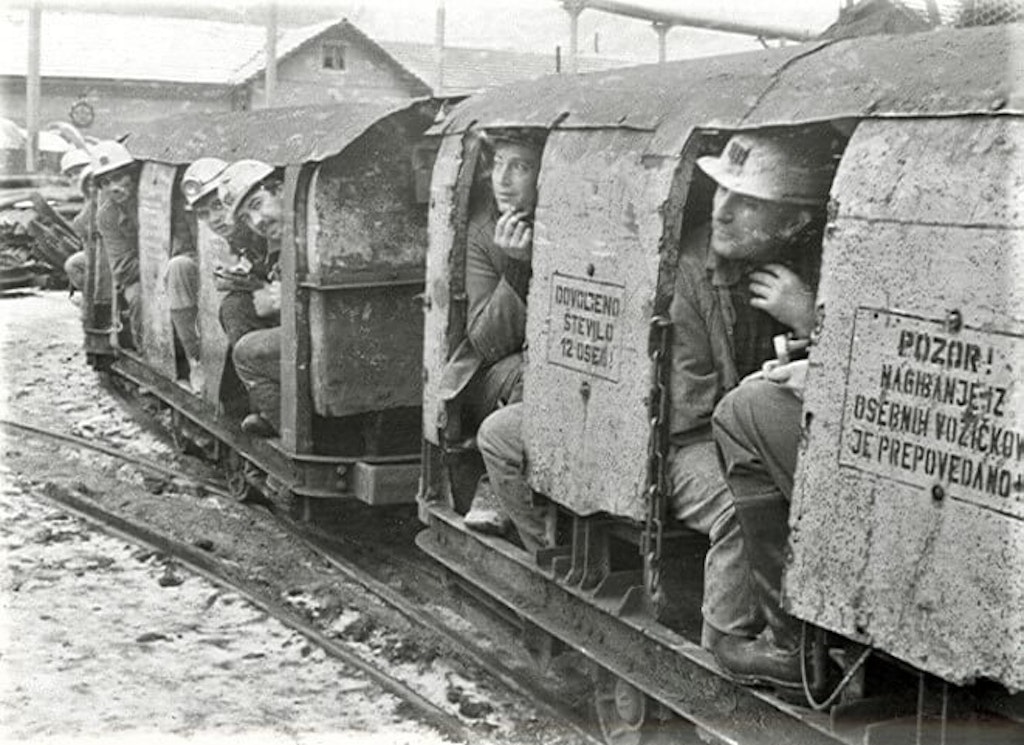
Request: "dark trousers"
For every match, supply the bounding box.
[712,379,804,644]
[219,292,278,420]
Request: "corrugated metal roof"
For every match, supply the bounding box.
[123,100,433,166]
[432,23,1022,153]
[0,10,262,84]
[379,41,629,97]
[432,43,820,133]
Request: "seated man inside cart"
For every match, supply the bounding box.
[712,356,811,693]
[61,148,94,297]
[92,140,144,347]
[436,128,547,534]
[173,157,231,393]
[477,128,841,678]
[215,159,284,438]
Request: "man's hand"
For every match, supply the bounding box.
[494,210,533,262]
[765,359,809,400]
[253,280,281,318]
[749,264,815,336]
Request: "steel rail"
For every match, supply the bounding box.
[0,417,234,499]
[4,416,602,745]
[25,481,473,743]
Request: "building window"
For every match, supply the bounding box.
[322,41,345,70]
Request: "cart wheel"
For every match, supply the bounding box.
[594,668,696,745]
[222,450,260,503]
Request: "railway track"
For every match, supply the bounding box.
[1,416,604,745]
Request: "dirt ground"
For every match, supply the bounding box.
[0,290,586,745]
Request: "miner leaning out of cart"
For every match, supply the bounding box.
[476,128,840,683]
[212,159,285,438]
[92,140,197,353]
[435,128,547,534]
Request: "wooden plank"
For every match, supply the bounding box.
[279,164,314,454]
[195,224,233,406]
[136,162,177,380]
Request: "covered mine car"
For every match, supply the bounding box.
[417,22,1023,745]
[84,100,439,512]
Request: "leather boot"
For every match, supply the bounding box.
[713,632,802,690]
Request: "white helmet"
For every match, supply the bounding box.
[217,159,275,222]
[60,148,91,176]
[181,157,228,207]
[91,140,134,178]
[77,166,94,196]
[697,131,838,206]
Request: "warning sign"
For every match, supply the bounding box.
[546,272,625,382]
[839,308,1023,520]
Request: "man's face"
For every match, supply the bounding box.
[64,164,87,182]
[100,169,135,206]
[709,186,808,262]
[194,192,231,237]
[239,185,283,241]
[491,142,541,215]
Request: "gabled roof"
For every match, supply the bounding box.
[0,9,630,96]
[231,18,431,94]
[379,41,628,97]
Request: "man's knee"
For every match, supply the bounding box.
[477,404,523,465]
[64,252,86,290]
[167,255,199,310]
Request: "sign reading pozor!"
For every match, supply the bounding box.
[839,308,1024,520]
[547,272,625,382]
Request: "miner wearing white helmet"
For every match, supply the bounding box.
[161,156,230,394]
[181,157,230,237]
[60,148,91,181]
[92,139,144,346]
[475,127,842,683]
[61,154,97,298]
[214,159,284,437]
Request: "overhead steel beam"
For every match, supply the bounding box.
[565,0,816,41]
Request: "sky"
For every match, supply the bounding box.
[9,0,849,63]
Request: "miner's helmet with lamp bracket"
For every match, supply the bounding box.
[181,157,229,210]
[89,140,135,183]
[697,130,839,206]
[217,159,276,224]
[60,148,91,177]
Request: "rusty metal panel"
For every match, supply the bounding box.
[433,25,1022,161]
[744,23,1023,128]
[421,134,467,446]
[305,110,434,418]
[432,44,820,139]
[136,162,177,380]
[788,118,1024,692]
[195,225,233,406]
[307,111,431,280]
[524,129,677,523]
[309,287,424,417]
[125,100,429,166]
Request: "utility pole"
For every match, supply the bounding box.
[652,21,669,64]
[26,0,42,172]
[434,0,445,95]
[264,0,277,108]
[562,0,585,74]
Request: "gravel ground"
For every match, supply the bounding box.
[0,479,447,745]
[0,290,588,745]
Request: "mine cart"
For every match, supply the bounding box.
[417,23,1023,744]
[105,100,440,511]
